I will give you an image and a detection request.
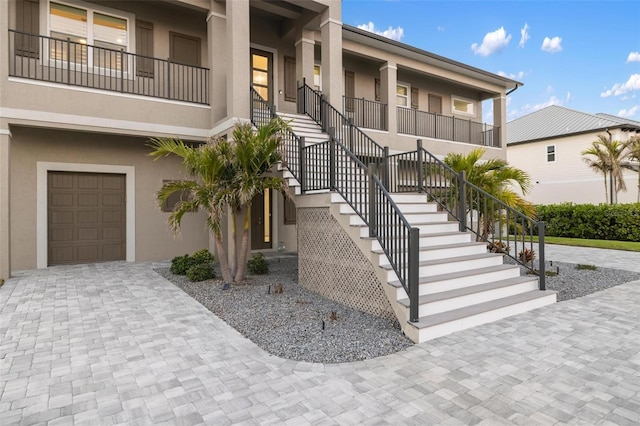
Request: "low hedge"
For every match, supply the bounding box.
[536,203,640,242]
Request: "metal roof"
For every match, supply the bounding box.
[507,105,640,145]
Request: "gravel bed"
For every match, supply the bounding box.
[156,255,640,363]
[155,255,413,363]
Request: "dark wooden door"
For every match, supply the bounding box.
[250,190,272,250]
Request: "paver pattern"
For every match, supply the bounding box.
[1,257,640,425]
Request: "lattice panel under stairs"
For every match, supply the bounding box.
[297,208,396,321]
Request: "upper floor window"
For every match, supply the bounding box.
[397,83,409,108]
[546,145,556,162]
[48,1,130,70]
[313,64,321,91]
[452,96,475,116]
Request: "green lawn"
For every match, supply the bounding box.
[543,236,640,252]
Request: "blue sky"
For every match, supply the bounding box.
[342,0,640,123]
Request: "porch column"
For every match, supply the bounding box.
[380,62,397,138]
[493,94,507,150]
[0,126,10,280]
[207,0,227,125]
[295,29,315,88]
[320,7,342,105]
[226,0,250,120]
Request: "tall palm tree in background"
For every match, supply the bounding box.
[582,135,631,204]
[623,135,640,202]
[444,148,535,240]
[148,119,288,284]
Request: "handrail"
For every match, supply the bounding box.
[250,87,302,184]
[389,139,546,289]
[8,29,209,104]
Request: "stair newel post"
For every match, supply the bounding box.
[348,117,355,152]
[321,94,327,132]
[368,163,377,238]
[459,170,467,232]
[538,221,546,291]
[409,227,420,322]
[329,127,336,191]
[417,139,424,193]
[299,136,306,192]
[383,146,390,190]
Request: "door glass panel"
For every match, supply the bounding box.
[263,190,271,244]
[252,70,268,85]
[255,86,268,101]
[253,54,268,71]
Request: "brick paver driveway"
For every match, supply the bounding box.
[1,261,640,425]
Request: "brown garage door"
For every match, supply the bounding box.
[48,171,126,265]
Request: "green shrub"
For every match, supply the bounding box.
[576,264,597,270]
[247,253,269,275]
[186,263,216,282]
[537,203,640,242]
[171,249,215,275]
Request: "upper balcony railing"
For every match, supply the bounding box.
[398,107,499,147]
[8,30,209,105]
[343,96,388,131]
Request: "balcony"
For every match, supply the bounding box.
[343,96,388,131]
[8,30,209,105]
[397,107,500,147]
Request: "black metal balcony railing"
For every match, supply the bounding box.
[8,30,209,105]
[397,107,500,147]
[343,96,388,131]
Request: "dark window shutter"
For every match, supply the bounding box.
[411,87,419,110]
[136,20,154,77]
[169,32,200,66]
[345,70,355,112]
[428,94,442,114]
[374,78,381,102]
[15,0,39,58]
[283,197,296,224]
[284,56,296,102]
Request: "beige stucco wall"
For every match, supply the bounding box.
[507,130,639,205]
[10,126,210,270]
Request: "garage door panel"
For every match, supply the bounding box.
[48,172,126,266]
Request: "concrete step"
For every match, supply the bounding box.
[359,221,459,238]
[397,276,540,317]
[383,252,504,281]
[374,241,487,264]
[406,290,557,342]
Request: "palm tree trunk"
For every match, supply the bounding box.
[215,231,233,283]
[234,205,251,283]
[229,210,237,277]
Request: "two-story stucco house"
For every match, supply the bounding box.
[1,0,556,342]
[507,105,640,205]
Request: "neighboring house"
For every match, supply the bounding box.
[2,0,556,342]
[507,105,640,205]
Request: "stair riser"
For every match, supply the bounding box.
[370,233,473,251]
[415,294,557,342]
[360,222,458,238]
[378,244,487,266]
[385,256,504,281]
[412,281,539,317]
[419,268,521,296]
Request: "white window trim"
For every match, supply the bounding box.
[546,144,556,163]
[40,0,136,76]
[397,81,410,109]
[451,95,476,117]
[37,162,136,268]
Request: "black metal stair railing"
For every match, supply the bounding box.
[388,140,547,289]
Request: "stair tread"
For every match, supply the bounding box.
[351,220,457,229]
[372,241,485,255]
[407,290,557,329]
[380,252,502,271]
[388,263,517,288]
[397,276,538,307]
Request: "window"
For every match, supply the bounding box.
[546,145,556,162]
[161,180,193,213]
[397,83,409,107]
[169,32,200,66]
[374,78,381,102]
[48,1,130,71]
[284,56,296,102]
[452,96,476,116]
[313,64,321,91]
[344,70,355,112]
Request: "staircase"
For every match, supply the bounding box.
[275,111,556,343]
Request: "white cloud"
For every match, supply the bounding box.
[618,105,640,118]
[627,52,640,63]
[600,74,640,97]
[541,36,562,53]
[471,27,512,56]
[519,23,530,48]
[497,70,526,80]
[357,21,404,41]
[510,92,571,119]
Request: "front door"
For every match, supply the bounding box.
[251,190,272,250]
[251,49,273,103]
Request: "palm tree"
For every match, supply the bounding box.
[444,148,535,240]
[148,119,288,284]
[622,135,640,202]
[582,135,632,204]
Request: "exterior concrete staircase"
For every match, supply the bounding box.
[277,112,557,344]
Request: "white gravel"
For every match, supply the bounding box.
[156,254,640,363]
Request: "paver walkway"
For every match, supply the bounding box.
[543,244,640,273]
[1,259,640,425]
